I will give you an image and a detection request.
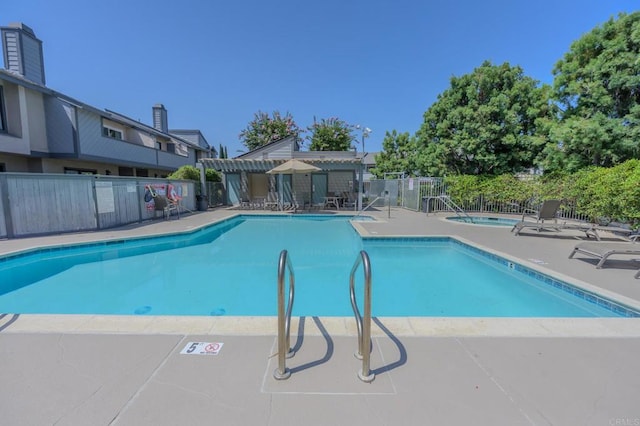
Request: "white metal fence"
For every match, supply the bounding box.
[365,177,589,222]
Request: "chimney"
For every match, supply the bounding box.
[152,104,168,133]
[1,22,46,85]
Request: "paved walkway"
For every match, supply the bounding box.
[1,208,639,425]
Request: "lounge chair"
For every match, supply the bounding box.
[569,239,640,278]
[511,199,562,234]
[511,199,599,239]
[591,222,638,240]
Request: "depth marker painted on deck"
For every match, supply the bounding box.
[180,342,224,355]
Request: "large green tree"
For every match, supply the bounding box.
[415,61,555,176]
[371,130,417,177]
[307,117,355,151]
[239,111,301,151]
[545,12,640,172]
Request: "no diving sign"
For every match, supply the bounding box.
[180,341,224,356]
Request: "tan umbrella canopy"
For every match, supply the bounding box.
[266,159,321,210]
[266,159,321,175]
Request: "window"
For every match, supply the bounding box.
[64,167,97,175]
[156,141,162,150]
[118,166,134,176]
[102,125,123,140]
[0,163,5,172]
[0,86,6,133]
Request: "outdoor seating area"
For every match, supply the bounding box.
[231,189,358,213]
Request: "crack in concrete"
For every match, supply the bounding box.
[455,337,542,426]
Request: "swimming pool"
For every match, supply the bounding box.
[446,216,520,226]
[0,214,637,317]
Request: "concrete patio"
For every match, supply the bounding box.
[1,208,639,425]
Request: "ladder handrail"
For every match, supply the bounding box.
[273,249,295,380]
[349,250,375,382]
[434,195,473,220]
[356,196,384,216]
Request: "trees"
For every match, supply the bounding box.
[370,130,417,178]
[218,144,228,159]
[546,12,640,172]
[239,111,301,151]
[306,117,355,151]
[415,61,555,176]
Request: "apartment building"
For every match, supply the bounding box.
[0,22,215,177]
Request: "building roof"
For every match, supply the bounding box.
[362,152,378,165]
[235,135,300,159]
[0,68,208,153]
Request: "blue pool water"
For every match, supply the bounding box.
[0,215,636,317]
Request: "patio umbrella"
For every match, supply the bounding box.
[266,159,321,210]
[266,159,321,175]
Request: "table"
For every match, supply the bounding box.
[323,196,341,210]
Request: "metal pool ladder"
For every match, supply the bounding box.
[350,250,375,382]
[273,250,295,380]
[273,249,374,383]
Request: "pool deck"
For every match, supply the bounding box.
[1,208,640,425]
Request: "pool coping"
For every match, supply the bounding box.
[3,314,640,337]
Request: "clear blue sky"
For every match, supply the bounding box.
[4,0,638,156]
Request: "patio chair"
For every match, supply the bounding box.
[240,196,253,209]
[569,238,640,278]
[342,192,356,210]
[153,194,179,220]
[511,199,562,234]
[251,196,265,210]
[265,192,279,210]
[289,193,304,213]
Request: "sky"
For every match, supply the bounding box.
[3,0,638,156]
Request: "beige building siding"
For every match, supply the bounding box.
[248,173,269,198]
[39,158,110,174]
[125,128,156,149]
[0,154,29,171]
[23,86,47,153]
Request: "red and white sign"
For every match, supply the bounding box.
[180,341,224,356]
